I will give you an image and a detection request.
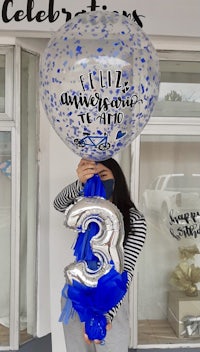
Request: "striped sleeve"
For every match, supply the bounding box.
[53,180,83,212]
[105,207,146,322]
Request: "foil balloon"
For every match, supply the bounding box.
[64,196,125,287]
[40,11,160,161]
[59,175,128,342]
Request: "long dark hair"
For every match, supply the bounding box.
[100,158,136,244]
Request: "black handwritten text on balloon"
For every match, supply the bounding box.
[169,210,200,240]
[60,70,143,125]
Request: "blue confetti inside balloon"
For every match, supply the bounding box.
[40,11,160,161]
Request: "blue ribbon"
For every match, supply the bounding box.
[73,174,106,269]
[60,174,128,341]
[83,173,106,198]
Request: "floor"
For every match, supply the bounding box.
[1,320,200,351]
[138,319,200,344]
[135,319,200,351]
[0,333,51,352]
[0,324,32,346]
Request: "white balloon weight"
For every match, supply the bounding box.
[40,11,160,161]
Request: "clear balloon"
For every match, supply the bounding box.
[168,209,200,240]
[64,196,125,287]
[40,11,160,161]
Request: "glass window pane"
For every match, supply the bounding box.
[152,61,200,117]
[0,55,6,113]
[0,131,11,346]
[138,134,200,346]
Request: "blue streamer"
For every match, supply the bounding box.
[68,269,128,317]
[83,173,106,198]
[73,223,99,265]
[67,269,128,340]
[73,174,105,268]
[60,174,128,341]
[59,284,73,324]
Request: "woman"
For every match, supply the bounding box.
[54,158,146,352]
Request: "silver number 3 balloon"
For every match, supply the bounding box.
[64,197,125,288]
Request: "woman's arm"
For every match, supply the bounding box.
[53,180,83,212]
[105,208,147,322]
[54,160,98,212]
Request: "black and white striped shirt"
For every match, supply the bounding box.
[54,180,146,322]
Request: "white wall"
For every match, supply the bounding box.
[38,99,80,347]
[46,114,128,352]
[48,124,80,351]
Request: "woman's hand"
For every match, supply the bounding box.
[77,159,97,184]
[83,323,112,345]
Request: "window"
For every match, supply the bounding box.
[0,46,39,350]
[138,134,200,346]
[133,56,200,348]
[152,60,200,118]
